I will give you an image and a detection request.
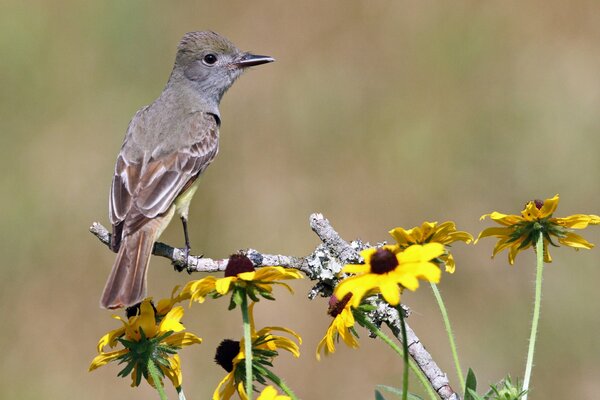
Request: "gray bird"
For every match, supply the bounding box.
[101,31,273,309]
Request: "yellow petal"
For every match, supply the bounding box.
[397,243,445,264]
[476,226,512,241]
[559,232,595,249]
[335,274,380,308]
[379,280,401,306]
[135,300,158,339]
[215,277,235,295]
[213,372,236,400]
[444,253,456,274]
[161,354,182,388]
[341,264,371,274]
[96,326,125,352]
[164,332,203,347]
[539,194,559,218]
[159,306,185,333]
[89,349,128,371]
[555,214,600,229]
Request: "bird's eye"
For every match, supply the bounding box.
[202,54,218,65]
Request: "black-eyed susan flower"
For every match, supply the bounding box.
[213,304,301,400]
[478,194,600,264]
[316,292,360,360]
[89,298,201,390]
[389,221,473,273]
[334,244,444,308]
[180,254,303,309]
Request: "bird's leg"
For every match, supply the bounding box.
[181,216,191,265]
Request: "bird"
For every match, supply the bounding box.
[100,31,274,309]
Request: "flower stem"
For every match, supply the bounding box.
[353,311,437,400]
[398,306,409,400]
[522,234,544,400]
[258,365,299,400]
[147,359,168,400]
[241,293,254,400]
[430,282,465,393]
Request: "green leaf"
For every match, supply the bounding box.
[375,390,386,400]
[467,388,485,400]
[464,368,477,400]
[376,385,423,400]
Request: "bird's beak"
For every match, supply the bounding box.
[234,53,275,68]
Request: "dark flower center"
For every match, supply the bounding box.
[224,254,255,277]
[533,199,544,210]
[328,292,353,317]
[370,248,399,274]
[214,339,241,372]
[125,301,157,319]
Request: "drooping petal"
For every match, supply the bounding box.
[161,354,182,388]
[164,332,203,348]
[213,371,236,400]
[476,226,513,241]
[481,212,523,226]
[559,232,595,249]
[89,349,128,371]
[96,326,125,352]
[444,253,456,274]
[554,214,600,229]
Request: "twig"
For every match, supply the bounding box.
[90,214,460,400]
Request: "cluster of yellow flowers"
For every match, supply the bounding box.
[91,194,600,399]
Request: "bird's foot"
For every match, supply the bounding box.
[172,247,203,274]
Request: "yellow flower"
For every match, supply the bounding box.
[89,299,202,389]
[257,386,291,400]
[316,292,359,360]
[478,194,600,264]
[180,254,302,305]
[334,244,444,308]
[213,303,301,400]
[389,221,473,273]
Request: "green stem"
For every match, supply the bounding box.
[398,306,409,400]
[241,293,254,400]
[258,365,300,400]
[147,359,168,400]
[522,234,544,400]
[430,282,465,393]
[353,311,437,400]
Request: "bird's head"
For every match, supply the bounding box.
[173,31,273,105]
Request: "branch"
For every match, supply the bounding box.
[90,214,460,400]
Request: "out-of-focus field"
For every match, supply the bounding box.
[1,1,599,399]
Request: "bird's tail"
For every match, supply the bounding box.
[100,221,161,309]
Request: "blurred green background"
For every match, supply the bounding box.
[2,1,599,399]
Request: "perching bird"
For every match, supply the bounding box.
[101,31,273,309]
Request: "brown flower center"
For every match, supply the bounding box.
[533,199,544,210]
[214,339,241,372]
[224,254,255,277]
[370,248,399,274]
[328,292,353,317]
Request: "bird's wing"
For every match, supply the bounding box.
[109,111,219,234]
